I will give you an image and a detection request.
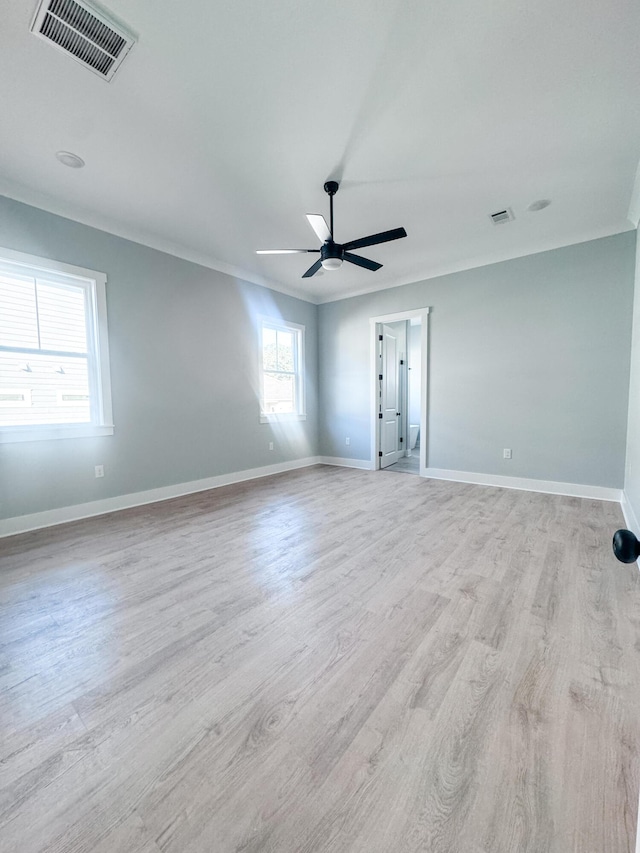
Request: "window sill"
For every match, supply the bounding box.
[0,424,115,444]
[260,413,307,424]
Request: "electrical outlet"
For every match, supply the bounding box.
[503,448,512,460]
[345,437,350,446]
[268,442,274,451]
[94,464,104,478]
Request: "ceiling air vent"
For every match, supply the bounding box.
[30,0,136,81]
[489,208,515,225]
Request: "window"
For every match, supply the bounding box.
[0,247,113,443]
[259,318,305,422]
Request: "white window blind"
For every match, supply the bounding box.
[0,248,113,441]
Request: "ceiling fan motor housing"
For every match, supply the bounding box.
[321,241,343,262]
[320,240,343,271]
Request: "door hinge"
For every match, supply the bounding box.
[378,334,383,341]
[378,451,383,457]
[378,374,383,381]
[400,437,403,443]
[400,359,404,365]
[378,413,383,419]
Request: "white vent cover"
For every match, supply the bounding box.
[30,0,136,81]
[489,208,515,225]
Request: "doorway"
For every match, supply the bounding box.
[370,308,429,475]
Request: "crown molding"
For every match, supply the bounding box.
[0,178,634,309]
[0,178,318,305]
[314,223,636,304]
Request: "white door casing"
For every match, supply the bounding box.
[370,308,430,474]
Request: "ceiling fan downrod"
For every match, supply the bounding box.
[324,180,339,239]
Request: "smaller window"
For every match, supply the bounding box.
[259,318,305,422]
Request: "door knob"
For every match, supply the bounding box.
[612,529,640,563]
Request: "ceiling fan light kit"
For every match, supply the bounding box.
[257,181,407,279]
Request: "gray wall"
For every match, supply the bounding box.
[0,196,318,520]
[1,193,634,524]
[624,226,640,524]
[319,232,636,488]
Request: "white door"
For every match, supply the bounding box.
[380,324,402,467]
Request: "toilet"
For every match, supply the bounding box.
[409,424,420,450]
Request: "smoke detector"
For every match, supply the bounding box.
[56,150,85,168]
[528,199,552,212]
[31,0,136,81]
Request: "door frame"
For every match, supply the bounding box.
[370,307,430,475]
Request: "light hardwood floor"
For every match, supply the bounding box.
[1,466,639,852]
[383,451,421,475]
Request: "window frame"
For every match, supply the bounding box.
[259,316,306,423]
[0,247,114,443]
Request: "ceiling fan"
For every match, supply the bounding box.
[256,181,407,278]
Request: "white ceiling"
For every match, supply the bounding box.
[1,0,639,303]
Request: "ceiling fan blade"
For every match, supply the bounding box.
[256,249,320,254]
[342,227,407,252]
[343,252,382,272]
[302,258,323,278]
[306,214,331,243]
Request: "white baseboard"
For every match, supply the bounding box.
[621,491,640,533]
[319,456,375,470]
[423,468,622,502]
[0,456,322,538]
[1,457,624,539]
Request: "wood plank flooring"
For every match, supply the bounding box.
[0,466,639,852]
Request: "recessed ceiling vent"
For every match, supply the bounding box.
[489,208,515,225]
[30,0,136,81]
